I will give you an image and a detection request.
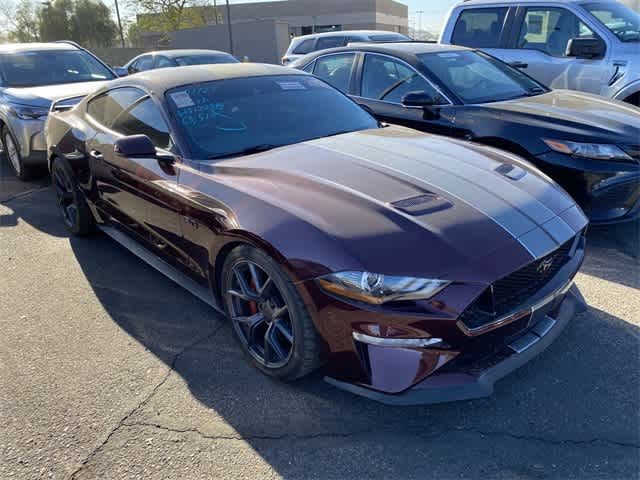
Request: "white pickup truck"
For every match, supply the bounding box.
[439,0,640,105]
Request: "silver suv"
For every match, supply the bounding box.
[0,42,116,179]
[440,0,640,106]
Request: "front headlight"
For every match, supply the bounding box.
[544,139,633,162]
[9,104,49,120]
[317,271,450,305]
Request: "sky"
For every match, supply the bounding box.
[402,0,459,34]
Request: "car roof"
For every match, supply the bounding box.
[107,63,308,94]
[297,42,471,62]
[293,30,408,41]
[0,42,78,54]
[145,49,233,58]
[454,0,580,5]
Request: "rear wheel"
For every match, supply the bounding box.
[2,127,31,180]
[221,245,322,381]
[51,157,93,236]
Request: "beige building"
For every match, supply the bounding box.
[221,0,409,35]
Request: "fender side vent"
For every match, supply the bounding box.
[391,194,453,216]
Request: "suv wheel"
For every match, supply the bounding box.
[1,127,30,180]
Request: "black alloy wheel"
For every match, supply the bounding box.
[221,245,322,380]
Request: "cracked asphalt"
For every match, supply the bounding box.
[1,158,639,479]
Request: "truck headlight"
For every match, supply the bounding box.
[544,139,633,162]
[317,271,450,304]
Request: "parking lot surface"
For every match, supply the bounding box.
[1,160,639,479]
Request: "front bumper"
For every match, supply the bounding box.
[3,115,48,165]
[326,284,586,405]
[536,151,640,224]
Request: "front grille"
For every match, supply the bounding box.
[460,237,576,331]
[593,181,640,211]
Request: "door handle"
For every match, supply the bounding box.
[510,61,529,69]
[89,150,104,160]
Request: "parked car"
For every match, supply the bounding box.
[291,43,640,224]
[0,41,117,179]
[46,64,588,404]
[120,49,239,75]
[440,0,640,106]
[282,30,410,65]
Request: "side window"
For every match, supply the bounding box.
[155,56,175,69]
[518,8,596,57]
[316,36,347,51]
[87,87,146,127]
[111,98,171,149]
[312,53,356,92]
[361,54,442,104]
[129,55,153,74]
[451,8,508,48]
[292,38,316,55]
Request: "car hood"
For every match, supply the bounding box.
[0,81,106,108]
[479,90,640,144]
[202,126,587,284]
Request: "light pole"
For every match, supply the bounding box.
[415,10,424,40]
[225,0,234,55]
[114,0,125,47]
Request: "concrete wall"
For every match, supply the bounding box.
[168,19,290,64]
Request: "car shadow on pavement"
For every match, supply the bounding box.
[62,226,640,477]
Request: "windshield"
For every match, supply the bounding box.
[167,75,379,159]
[418,50,547,104]
[175,54,239,66]
[583,2,640,42]
[0,50,114,88]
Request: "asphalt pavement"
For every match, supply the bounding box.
[1,158,638,479]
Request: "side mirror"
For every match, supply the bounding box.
[114,135,156,157]
[401,91,441,120]
[112,66,129,77]
[401,91,436,108]
[566,37,606,59]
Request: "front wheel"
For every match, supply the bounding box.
[51,157,94,236]
[2,127,31,180]
[221,245,323,381]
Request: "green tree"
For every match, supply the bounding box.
[71,0,118,47]
[4,0,41,42]
[133,0,208,33]
[38,0,73,41]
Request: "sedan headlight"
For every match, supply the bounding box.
[544,139,633,162]
[317,271,450,305]
[9,104,49,120]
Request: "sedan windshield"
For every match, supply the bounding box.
[0,50,114,88]
[167,75,379,159]
[583,2,640,42]
[174,54,239,66]
[418,51,547,104]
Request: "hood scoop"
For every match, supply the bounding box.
[390,193,453,216]
[495,163,527,181]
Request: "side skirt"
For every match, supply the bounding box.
[98,224,224,314]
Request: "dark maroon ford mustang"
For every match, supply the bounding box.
[45,64,589,404]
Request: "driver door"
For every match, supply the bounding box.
[86,90,188,268]
[353,53,456,137]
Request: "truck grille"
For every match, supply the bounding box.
[460,237,576,331]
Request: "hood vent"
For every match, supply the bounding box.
[495,163,527,181]
[391,193,453,216]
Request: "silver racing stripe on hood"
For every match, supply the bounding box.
[310,133,583,259]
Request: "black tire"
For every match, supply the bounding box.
[221,245,323,381]
[2,126,31,180]
[51,157,94,236]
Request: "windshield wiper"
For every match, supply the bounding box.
[207,144,281,160]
